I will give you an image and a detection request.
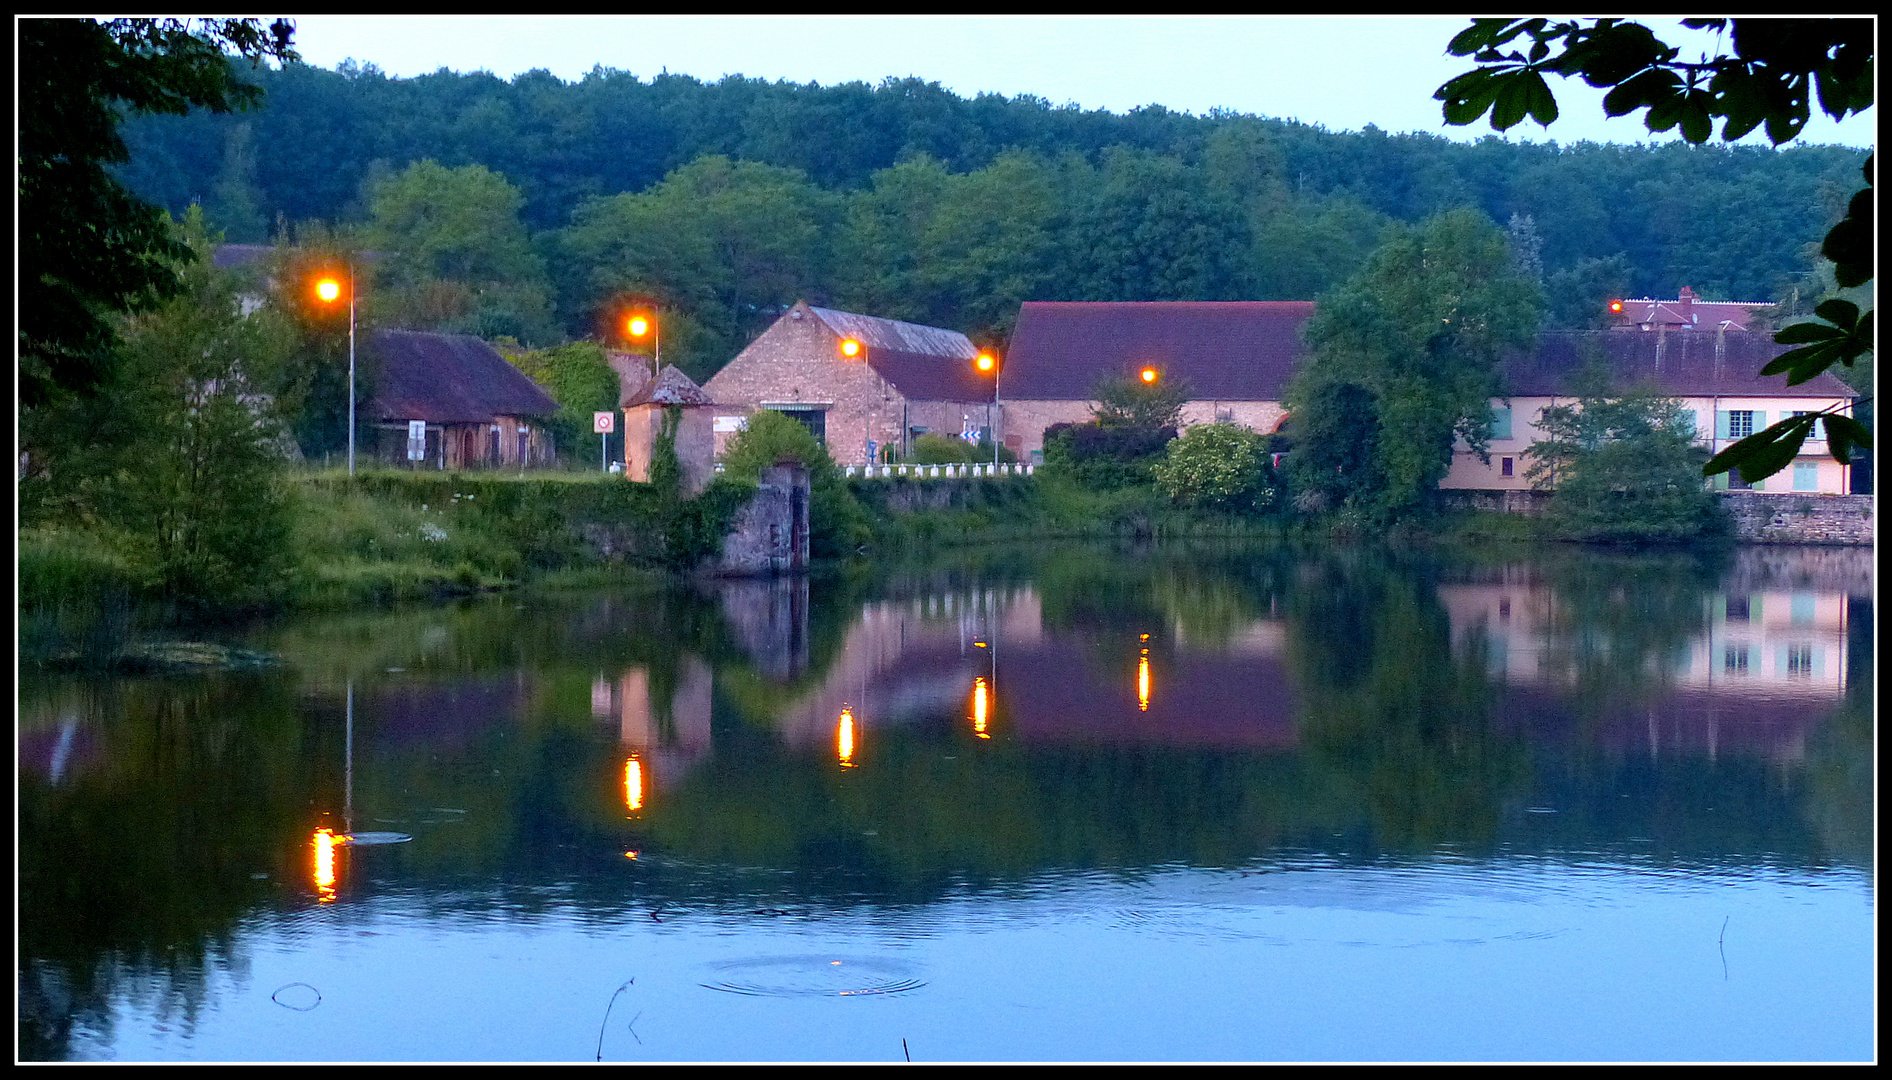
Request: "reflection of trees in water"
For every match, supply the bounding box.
[17,677,319,1061]
[1283,549,1528,854]
[1527,550,1723,715]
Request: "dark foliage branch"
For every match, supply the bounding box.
[1435,18,1874,483]
[19,18,298,408]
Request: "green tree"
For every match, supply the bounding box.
[504,341,622,463]
[360,160,557,343]
[19,17,297,411]
[1092,373,1190,431]
[1281,380,1385,514]
[1527,389,1722,543]
[93,211,299,610]
[1152,423,1276,513]
[561,156,830,381]
[1285,209,1542,519]
[1435,17,1873,483]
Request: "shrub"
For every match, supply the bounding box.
[1043,421,1176,490]
[1152,423,1277,513]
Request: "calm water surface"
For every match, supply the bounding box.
[18,542,1874,1062]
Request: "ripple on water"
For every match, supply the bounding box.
[700,955,926,998]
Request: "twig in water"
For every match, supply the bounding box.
[596,978,634,1061]
[903,1038,911,1062]
[627,1010,643,1046]
[1719,915,1730,981]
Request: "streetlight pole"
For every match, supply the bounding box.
[316,268,358,476]
[347,264,357,476]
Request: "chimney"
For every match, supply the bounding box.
[1679,285,1696,326]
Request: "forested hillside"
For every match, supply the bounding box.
[119,61,1868,379]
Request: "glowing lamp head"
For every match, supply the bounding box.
[626,315,650,338]
[1140,367,1158,384]
[1608,300,1624,313]
[840,338,862,358]
[315,279,342,303]
[976,353,996,373]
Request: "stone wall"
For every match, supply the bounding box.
[1439,488,1873,546]
[715,463,811,575]
[1719,492,1874,546]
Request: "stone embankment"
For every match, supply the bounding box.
[1718,492,1873,546]
[1440,489,1873,546]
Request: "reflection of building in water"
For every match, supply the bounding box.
[612,658,716,796]
[764,587,1300,751]
[715,577,810,682]
[1441,569,1854,762]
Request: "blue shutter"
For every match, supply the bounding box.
[1491,406,1512,440]
[1716,411,1731,439]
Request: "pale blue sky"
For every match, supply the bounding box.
[285,16,1875,149]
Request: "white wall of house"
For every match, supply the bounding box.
[1441,394,1855,494]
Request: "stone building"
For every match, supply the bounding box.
[701,301,993,466]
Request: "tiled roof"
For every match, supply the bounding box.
[366,329,559,424]
[1504,331,1858,399]
[807,305,993,403]
[1001,301,1316,401]
[624,364,713,407]
[1611,297,1771,331]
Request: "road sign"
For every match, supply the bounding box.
[594,411,616,434]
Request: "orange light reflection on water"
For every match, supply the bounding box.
[1138,652,1151,712]
[313,827,339,902]
[972,676,991,738]
[838,707,857,767]
[625,757,645,813]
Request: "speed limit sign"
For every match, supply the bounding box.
[593,411,615,434]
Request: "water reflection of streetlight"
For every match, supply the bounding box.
[971,676,991,739]
[1138,633,1152,712]
[308,680,411,903]
[313,827,340,903]
[624,755,646,814]
[837,706,858,767]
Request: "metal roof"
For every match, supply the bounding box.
[809,307,977,359]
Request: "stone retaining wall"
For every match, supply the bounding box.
[1719,492,1874,546]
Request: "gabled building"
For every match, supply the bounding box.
[1609,285,1772,333]
[998,301,1315,461]
[364,328,560,469]
[1441,331,1859,494]
[702,301,992,466]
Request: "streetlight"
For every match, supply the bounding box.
[1140,366,1158,385]
[314,269,357,475]
[839,337,863,359]
[975,351,1000,466]
[625,311,660,382]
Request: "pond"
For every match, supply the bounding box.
[17,541,1874,1062]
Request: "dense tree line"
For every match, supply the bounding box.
[118,61,1866,378]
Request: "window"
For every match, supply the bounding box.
[1500,457,1514,477]
[1793,462,1819,491]
[1723,644,1750,674]
[1792,411,1825,441]
[1785,644,1815,676]
[1728,410,1756,439]
[1724,596,1750,622]
[1490,406,1513,440]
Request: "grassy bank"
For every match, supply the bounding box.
[19,468,748,662]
